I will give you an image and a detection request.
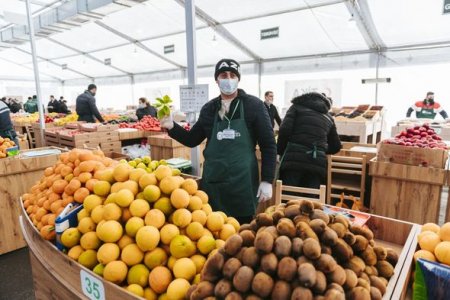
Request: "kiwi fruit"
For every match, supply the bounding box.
[291,286,313,300]
[347,286,370,300]
[346,256,366,276]
[312,201,323,210]
[284,204,301,219]
[254,231,274,254]
[296,222,319,241]
[343,232,356,245]
[329,223,347,238]
[297,263,317,288]
[313,271,327,295]
[255,213,273,227]
[303,238,321,260]
[190,281,214,300]
[277,257,297,281]
[373,246,387,261]
[242,247,260,268]
[286,200,301,206]
[343,269,358,290]
[370,287,383,300]
[245,295,262,300]
[251,272,274,298]
[364,266,378,276]
[376,260,394,279]
[274,235,292,258]
[235,247,247,262]
[369,275,387,295]
[224,234,244,256]
[300,200,314,215]
[276,218,297,238]
[349,225,374,241]
[386,248,399,266]
[379,277,388,287]
[309,219,327,235]
[327,283,344,293]
[292,237,303,257]
[321,228,338,246]
[324,289,345,300]
[239,223,252,232]
[359,272,370,283]
[249,219,258,232]
[260,253,278,275]
[271,280,291,300]
[201,251,225,282]
[256,226,267,235]
[332,238,354,262]
[320,244,332,255]
[186,284,197,300]
[297,256,313,266]
[264,226,279,239]
[352,235,369,253]
[223,257,242,279]
[369,239,375,247]
[327,265,346,285]
[225,291,244,300]
[293,214,311,225]
[357,278,370,291]
[315,296,326,300]
[332,214,350,228]
[233,266,254,293]
[315,253,337,273]
[240,230,255,247]
[310,209,330,224]
[360,245,377,266]
[272,210,285,224]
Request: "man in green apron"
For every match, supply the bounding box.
[406,92,448,120]
[161,59,277,224]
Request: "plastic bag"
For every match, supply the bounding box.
[122,144,150,160]
[413,258,450,300]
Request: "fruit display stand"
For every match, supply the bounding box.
[337,142,378,161]
[0,147,65,255]
[148,134,205,164]
[335,119,377,144]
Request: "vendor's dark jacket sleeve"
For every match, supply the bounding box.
[169,89,277,182]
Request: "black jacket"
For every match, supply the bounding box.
[47,100,59,113]
[277,93,341,178]
[58,101,71,114]
[169,89,277,183]
[136,105,157,120]
[76,91,104,123]
[264,102,282,128]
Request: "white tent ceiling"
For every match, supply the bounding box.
[0,0,449,82]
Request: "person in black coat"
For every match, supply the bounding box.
[277,92,342,188]
[136,97,157,120]
[47,95,59,113]
[263,91,282,128]
[76,84,104,123]
[58,98,71,114]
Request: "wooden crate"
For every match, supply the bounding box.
[98,131,120,143]
[80,123,120,132]
[104,151,128,161]
[335,120,376,144]
[369,158,446,224]
[58,131,101,149]
[377,143,448,168]
[148,134,205,163]
[337,142,377,161]
[100,141,122,153]
[118,130,145,140]
[0,147,64,255]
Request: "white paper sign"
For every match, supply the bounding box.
[80,270,105,300]
[180,84,209,113]
[284,79,343,107]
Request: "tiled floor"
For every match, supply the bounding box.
[0,247,34,300]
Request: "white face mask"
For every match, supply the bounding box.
[138,104,146,108]
[218,78,238,95]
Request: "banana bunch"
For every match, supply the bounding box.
[155,95,173,119]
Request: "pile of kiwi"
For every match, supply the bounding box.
[188,200,399,300]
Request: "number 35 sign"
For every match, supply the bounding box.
[80,270,105,300]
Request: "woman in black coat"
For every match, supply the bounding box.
[136,97,157,120]
[277,92,342,188]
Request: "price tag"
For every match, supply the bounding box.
[80,270,105,300]
[434,128,442,134]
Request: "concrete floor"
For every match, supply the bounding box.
[0,247,34,300]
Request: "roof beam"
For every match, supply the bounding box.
[95,20,185,69]
[46,37,132,75]
[174,0,261,61]
[0,56,62,82]
[345,0,385,50]
[15,47,93,79]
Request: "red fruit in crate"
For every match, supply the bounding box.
[398,141,406,146]
[419,127,427,132]
[420,132,428,137]
[427,129,435,135]
[413,130,420,135]
[414,126,421,130]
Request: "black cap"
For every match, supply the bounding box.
[427,91,434,96]
[88,84,97,91]
[214,59,241,80]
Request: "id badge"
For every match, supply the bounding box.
[220,129,235,140]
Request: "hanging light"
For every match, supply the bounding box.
[211,32,218,47]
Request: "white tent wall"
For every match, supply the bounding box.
[0,80,62,103]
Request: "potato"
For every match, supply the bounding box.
[343,232,356,245]
[249,219,258,232]
[224,234,243,256]
[255,213,273,227]
[349,225,374,241]
[271,280,291,300]
[329,223,347,238]
[370,287,382,300]
[309,219,327,235]
[264,226,279,239]
[313,201,323,210]
[251,272,274,298]
[274,235,292,258]
[201,251,225,282]
[348,287,370,300]
[300,200,314,215]
[332,238,353,262]
[240,230,255,247]
[379,277,388,287]
[359,272,370,283]
[239,223,252,232]
[324,289,345,300]
[254,231,274,254]
[272,210,285,224]
[284,204,301,219]
[223,258,242,279]
[297,222,319,241]
[225,291,244,300]
[293,214,311,225]
[303,238,321,260]
[373,246,387,261]
[291,286,313,300]
[292,237,303,257]
[260,253,278,275]
[277,257,297,281]
[310,209,330,224]
[369,276,387,295]
[313,271,327,295]
[246,295,262,300]
[343,269,358,290]
[242,247,260,268]
[364,266,378,276]
[233,266,254,293]
[190,281,214,300]
[327,283,344,293]
[333,214,350,229]
[345,256,366,276]
[369,239,375,247]
[314,254,337,273]
[360,245,377,266]
[352,235,369,253]
[276,218,297,238]
[297,263,317,288]
[386,248,399,266]
[357,278,370,291]
[235,247,247,262]
[297,256,313,266]
[327,265,346,285]
[320,244,332,255]
[376,260,394,279]
[321,228,338,246]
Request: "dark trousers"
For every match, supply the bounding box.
[280,170,322,189]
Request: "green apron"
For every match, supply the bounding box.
[201,99,259,217]
[416,107,436,119]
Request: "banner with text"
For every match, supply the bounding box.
[284,79,343,107]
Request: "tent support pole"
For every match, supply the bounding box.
[130,75,136,105]
[375,52,380,105]
[257,60,262,99]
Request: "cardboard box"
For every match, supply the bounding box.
[377,143,448,168]
[80,123,120,132]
